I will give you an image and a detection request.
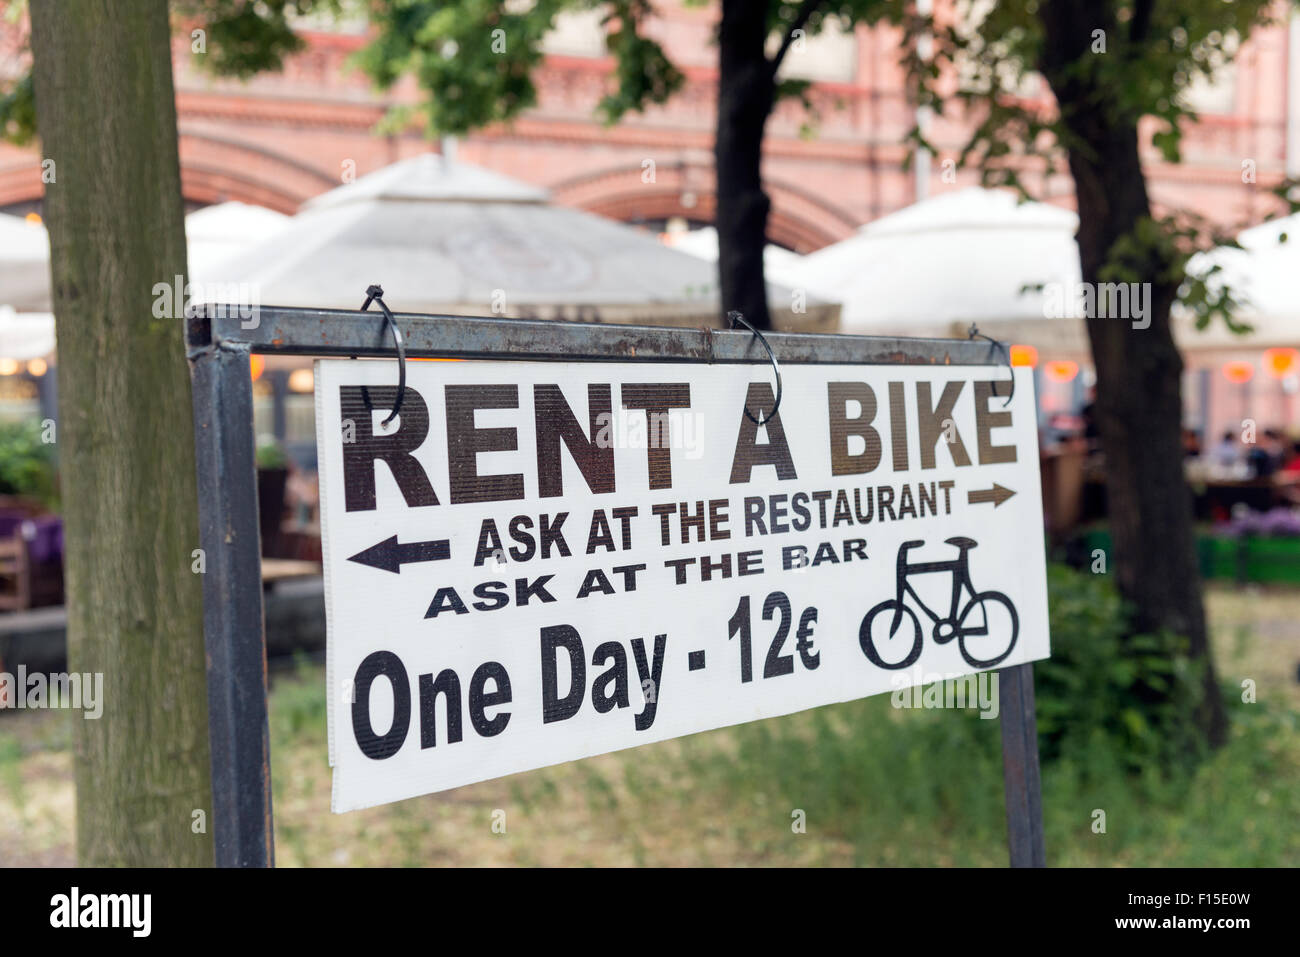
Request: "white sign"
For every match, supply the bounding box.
[315,358,1050,812]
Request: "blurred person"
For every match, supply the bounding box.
[1209,430,1240,469]
[1282,439,1300,474]
[1079,386,1101,455]
[1275,438,1300,507]
[1263,429,1287,473]
[1246,428,1285,479]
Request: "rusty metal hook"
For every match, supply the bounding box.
[360,284,406,426]
[728,310,783,426]
[967,323,1015,408]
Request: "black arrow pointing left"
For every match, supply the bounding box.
[348,535,451,574]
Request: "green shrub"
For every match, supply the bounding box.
[0,419,57,507]
[1035,563,1208,774]
[255,437,288,470]
[269,653,327,746]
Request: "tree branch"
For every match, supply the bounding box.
[769,0,825,77]
[1129,0,1153,44]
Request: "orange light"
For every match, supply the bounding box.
[288,368,314,393]
[1222,360,1255,384]
[26,358,47,377]
[0,358,18,376]
[1044,359,1079,383]
[1263,347,1298,379]
[249,355,265,382]
[24,212,41,225]
[1010,344,1038,368]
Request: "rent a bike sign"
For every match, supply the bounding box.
[315,357,1050,811]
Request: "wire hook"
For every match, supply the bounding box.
[967,323,1015,408]
[729,310,783,425]
[360,284,406,427]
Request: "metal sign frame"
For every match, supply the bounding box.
[186,303,1046,869]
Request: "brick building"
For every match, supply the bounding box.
[0,2,1293,245]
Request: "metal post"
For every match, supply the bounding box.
[190,339,275,867]
[998,662,1046,867]
[37,364,58,428]
[271,369,289,444]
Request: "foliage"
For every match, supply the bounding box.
[597,0,685,123]
[1,0,1287,294]
[1033,563,1207,773]
[347,1,908,135]
[255,436,289,470]
[0,418,57,507]
[256,648,1300,866]
[10,639,1296,865]
[901,1,1284,755]
[1216,507,1300,539]
[666,566,1293,865]
[5,577,1282,866]
[910,0,1277,327]
[0,0,335,142]
[1,1,886,144]
[0,72,34,147]
[270,652,329,742]
[171,0,342,79]
[351,0,568,135]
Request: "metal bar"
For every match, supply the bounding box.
[192,304,1001,366]
[998,662,1046,867]
[190,340,275,868]
[271,370,288,443]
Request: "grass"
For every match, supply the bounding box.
[2,581,1298,866]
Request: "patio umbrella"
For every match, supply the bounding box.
[186,201,291,283]
[1178,213,1300,349]
[205,152,837,330]
[784,187,1083,347]
[0,203,293,313]
[0,214,51,313]
[0,306,54,360]
[662,226,805,288]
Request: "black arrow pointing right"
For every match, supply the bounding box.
[348,535,451,574]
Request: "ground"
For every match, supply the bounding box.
[2,583,1297,867]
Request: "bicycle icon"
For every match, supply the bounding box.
[859,537,1018,670]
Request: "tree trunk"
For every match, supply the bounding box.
[29,0,214,863]
[1039,1,1227,747]
[715,0,775,330]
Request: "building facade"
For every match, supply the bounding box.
[0,2,1293,247]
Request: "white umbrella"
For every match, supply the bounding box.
[0,306,55,360]
[785,187,1082,341]
[0,214,51,313]
[1177,213,1300,348]
[0,204,292,313]
[662,226,805,288]
[208,153,837,329]
[186,201,291,283]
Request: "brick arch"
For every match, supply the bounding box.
[0,134,338,214]
[0,163,45,211]
[178,131,338,213]
[548,161,859,253]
